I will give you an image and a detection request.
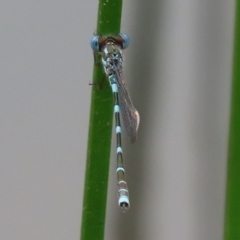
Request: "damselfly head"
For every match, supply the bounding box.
[90,33,130,52]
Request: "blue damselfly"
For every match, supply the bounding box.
[90,33,140,212]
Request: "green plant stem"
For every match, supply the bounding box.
[224,1,240,239]
[80,1,122,240]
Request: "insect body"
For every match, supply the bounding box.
[91,33,140,212]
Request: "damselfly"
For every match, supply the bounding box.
[90,33,140,212]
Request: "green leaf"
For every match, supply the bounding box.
[224,1,240,239]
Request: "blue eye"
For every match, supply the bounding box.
[90,35,100,51]
[119,33,130,49]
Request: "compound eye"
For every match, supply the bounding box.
[90,35,100,51]
[119,33,130,49]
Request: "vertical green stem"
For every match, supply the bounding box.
[80,1,122,240]
[224,1,240,239]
